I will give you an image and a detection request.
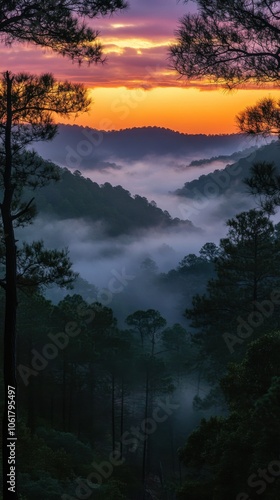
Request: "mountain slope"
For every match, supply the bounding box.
[175,140,280,199]
[34,125,263,170]
[31,167,195,236]
[186,145,257,167]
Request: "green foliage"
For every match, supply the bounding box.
[95,480,127,499]
[17,423,73,480]
[186,209,280,375]
[36,427,93,474]
[19,473,66,500]
[33,168,192,236]
[178,331,280,499]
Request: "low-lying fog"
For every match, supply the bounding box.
[21,155,253,288]
[77,156,237,220]
[20,141,280,323]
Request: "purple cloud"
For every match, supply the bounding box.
[0,0,194,88]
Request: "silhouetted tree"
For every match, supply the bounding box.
[199,242,221,262]
[186,210,280,376]
[126,309,166,353]
[233,96,280,216]
[0,71,89,499]
[244,162,280,214]
[237,97,280,137]
[170,0,280,89]
[177,331,280,499]
[0,0,127,65]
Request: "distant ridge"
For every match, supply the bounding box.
[186,146,258,168]
[34,125,264,170]
[175,140,280,199]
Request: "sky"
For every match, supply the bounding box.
[1,0,280,134]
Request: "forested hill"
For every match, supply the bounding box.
[175,139,280,198]
[186,145,257,167]
[32,167,195,236]
[34,125,261,167]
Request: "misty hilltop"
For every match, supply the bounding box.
[29,126,276,237]
[34,125,263,170]
[175,139,280,200]
[186,145,257,168]
[30,167,196,236]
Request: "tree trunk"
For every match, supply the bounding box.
[62,351,67,431]
[68,363,75,432]
[27,339,35,434]
[27,376,35,435]
[142,368,149,496]
[1,72,19,500]
[120,377,124,460]
[50,391,54,429]
[111,372,115,453]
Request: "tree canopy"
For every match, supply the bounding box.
[186,210,280,375]
[178,331,280,500]
[0,0,128,64]
[170,0,280,88]
[0,71,90,499]
[237,97,280,137]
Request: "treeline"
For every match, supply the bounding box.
[0,290,196,499]
[177,209,280,499]
[175,140,280,200]
[2,208,280,499]
[34,125,254,165]
[30,168,193,236]
[187,145,256,168]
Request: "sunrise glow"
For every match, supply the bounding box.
[56,86,280,135]
[0,0,279,134]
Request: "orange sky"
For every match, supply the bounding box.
[58,86,280,135]
[1,0,280,134]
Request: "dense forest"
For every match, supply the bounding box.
[2,192,280,498]
[27,167,194,237]
[2,0,280,499]
[34,126,258,167]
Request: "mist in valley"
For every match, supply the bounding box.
[13,127,277,499]
[19,138,266,326]
[18,154,253,323]
[19,127,276,332]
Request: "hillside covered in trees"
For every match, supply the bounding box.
[2,0,280,500]
[176,140,280,200]
[34,125,260,167]
[2,207,280,499]
[29,166,195,237]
